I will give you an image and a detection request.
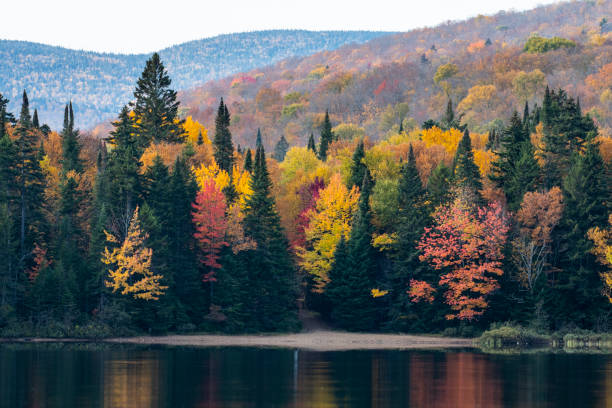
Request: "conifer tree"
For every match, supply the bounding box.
[318,110,334,161]
[256,128,263,148]
[388,146,431,330]
[348,139,366,188]
[453,129,482,199]
[196,130,204,145]
[60,102,83,174]
[328,170,377,331]
[243,145,298,331]
[490,111,539,211]
[132,53,185,146]
[105,106,142,234]
[307,133,317,155]
[213,98,234,173]
[243,149,253,172]
[15,91,45,276]
[427,161,452,208]
[32,109,39,129]
[272,135,289,162]
[554,141,610,327]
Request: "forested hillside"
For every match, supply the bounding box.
[0,31,391,128]
[0,47,610,337]
[180,0,612,150]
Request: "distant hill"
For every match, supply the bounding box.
[179,0,612,149]
[0,30,393,128]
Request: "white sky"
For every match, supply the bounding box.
[1,0,554,54]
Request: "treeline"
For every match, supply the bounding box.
[0,53,610,337]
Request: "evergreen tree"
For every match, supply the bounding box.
[242,145,298,331]
[256,128,263,148]
[453,129,482,199]
[15,91,46,284]
[553,141,610,327]
[427,161,452,208]
[196,131,204,145]
[0,134,17,307]
[272,135,289,162]
[307,133,317,155]
[490,111,539,211]
[318,110,334,161]
[105,106,142,235]
[348,139,367,188]
[32,109,39,129]
[441,99,464,130]
[213,98,234,173]
[243,149,253,172]
[132,53,185,146]
[328,170,378,331]
[387,145,432,330]
[60,102,83,174]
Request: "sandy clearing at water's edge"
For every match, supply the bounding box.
[104,330,474,350]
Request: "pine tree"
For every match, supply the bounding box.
[132,53,185,146]
[388,145,432,330]
[213,98,234,173]
[272,135,289,162]
[328,170,378,331]
[318,110,334,161]
[490,111,539,210]
[256,128,263,148]
[243,149,253,172]
[307,133,317,155]
[348,139,367,188]
[243,145,298,331]
[196,130,204,145]
[453,129,482,199]
[0,133,17,307]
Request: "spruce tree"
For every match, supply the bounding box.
[15,91,45,280]
[243,149,253,172]
[243,145,298,331]
[60,102,83,174]
[272,135,289,162]
[32,109,39,129]
[132,53,185,146]
[427,161,452,208]
[213,98,234,173]
[453,129,482,199]
[318,110,334,161]
[554,141,610,327]
[307,133,317,155]
[490,111,539,211]
[105,106,142,234]
[348,139,367,188]
[328,170,378,331]
[256,128,263,148]
[0,133,17,306]
[388,145,431,330]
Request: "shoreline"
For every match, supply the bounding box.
[1,330,475,351]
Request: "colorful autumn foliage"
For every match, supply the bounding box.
[415,200,509,320]
[192,179,228,281]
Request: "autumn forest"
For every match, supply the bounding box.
[0,2,611,339]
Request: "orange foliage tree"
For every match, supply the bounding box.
[413,200,509,320]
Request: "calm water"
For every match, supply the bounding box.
[1,344,611,407]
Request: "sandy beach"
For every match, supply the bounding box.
[103,330,474,351]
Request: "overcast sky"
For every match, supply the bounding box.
[1,0,554,54]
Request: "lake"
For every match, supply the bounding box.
[1,344,610,407]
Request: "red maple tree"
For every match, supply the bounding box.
[413,200,509,320]
[192,179,228,282]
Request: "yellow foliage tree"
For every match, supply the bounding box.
[421,126,464,155]
[298,174,360,292]
[183,116,210,145]
[102,207,166,300]
[193,162,252,208]
[588,214,612,302]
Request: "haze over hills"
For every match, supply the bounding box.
[0,30,393,128]
[179,0,612,149]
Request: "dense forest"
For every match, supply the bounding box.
[181,0,612,153]
[0,48,609,338]
[0,31,390,129]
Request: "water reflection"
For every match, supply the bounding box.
[0,345,610,407]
